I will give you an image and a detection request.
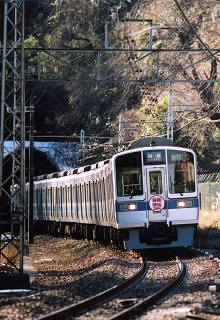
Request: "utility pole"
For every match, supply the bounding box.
[0,0,27,278]
[104,21,110,49]
[27,102,35,244]
[167,89,174,140]
[147,20,153,49]
[80,129,85,165]
[118,113,125,151]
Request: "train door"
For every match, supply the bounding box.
[146,167,168,223]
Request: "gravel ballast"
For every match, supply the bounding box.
[0,235,219,319]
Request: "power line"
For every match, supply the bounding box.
[174,0,220,63]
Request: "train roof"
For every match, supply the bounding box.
[33,137,193,182]
[128,137,175,149]
[33,159,110,181]
[114,145,195,161]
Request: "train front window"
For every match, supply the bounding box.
[115,152,143,197]
[168,150,195,194]
[149,171,163,195]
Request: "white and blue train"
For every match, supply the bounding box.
[30,138,199,249]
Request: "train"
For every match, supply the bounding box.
[27,137,199,250]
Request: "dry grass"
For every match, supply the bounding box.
[199,209,220,229]
[0,240,19,266]
[198,209,220,237]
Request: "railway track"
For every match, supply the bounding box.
[37,258,147,320]
[109,258,186,320]
[37,257,186,320]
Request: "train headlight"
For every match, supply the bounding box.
[128,203,137,210]
[177,199,193,208]
[121,203,137,211]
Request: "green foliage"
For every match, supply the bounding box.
[25,36,39,48]
[44,34,52,46]
[213,128,220,140]
[149,14,162,24]
[22,0,219,171]
[153,40,165,49]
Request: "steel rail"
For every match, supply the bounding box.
[37,259,147,320]
[109,258,187,320]
[186,315,209,320]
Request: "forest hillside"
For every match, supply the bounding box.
[1,0,219,170]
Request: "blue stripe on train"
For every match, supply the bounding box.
[116,198,198,211]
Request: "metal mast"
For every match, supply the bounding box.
[167,89,174,140]
[0,0,25,272]
[118,113,125,151]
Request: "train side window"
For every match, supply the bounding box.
[54,187,56,217]
[106,177,110,216]
[75,185,79,220]
[95,181,98,216]
[97,181,101,219]
[25,190,29,209]
[90,181,93,219]
[66,186,69,215]
[46,188,48,216]
[42,189,45,205]
[50,188,53,217]
[69,186,72,217]
[45,188,47,216]
[88,181,92,220]
[33,189,36,205]
[52,187,55,218]
[63,187,65,216]
[71,185,74,218]
[95,181,99,216]
[54,187,57,215]
[74,185,78,220]
[78,184,82,219]
[67,186,69,204]
[101,180,105,220]
[60,187,63,217]
[92,181,96,218]
[115,151,143,197]
[109,176,114,220]
[47,188,50,205]
[85,183,88,220]
[99,181,102,215]
[35,189,37,204]
[40,189,43,211]
[63,186,66,216]
[102,178,106,219]
[106,176,111,218]
[83,183,87,220]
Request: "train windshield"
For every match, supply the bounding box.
[115,151,143,197]
[167,150,196,194]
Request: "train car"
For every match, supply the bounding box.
[30,138,199,249]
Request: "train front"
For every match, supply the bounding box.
[112,147,199,249]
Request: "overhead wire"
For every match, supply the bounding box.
[173,0,220,63]
[26,2,119,103]
[98,1,220,151]
[28,1,219,160]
